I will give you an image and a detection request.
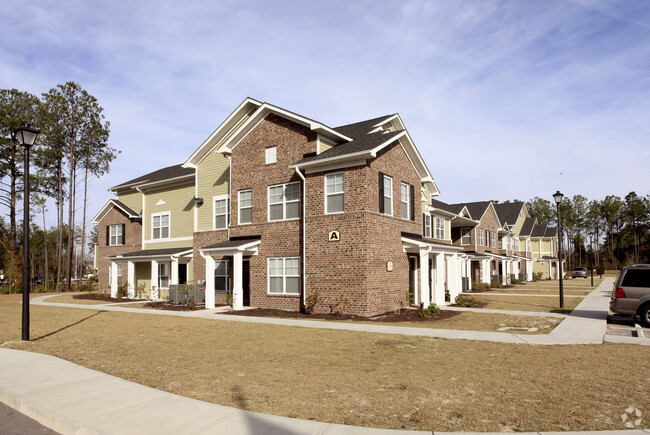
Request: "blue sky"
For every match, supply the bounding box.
[2,0,650,227]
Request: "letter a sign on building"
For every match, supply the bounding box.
[328,231,340,242]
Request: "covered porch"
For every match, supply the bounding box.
[108,247,193,299]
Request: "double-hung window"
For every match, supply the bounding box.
[239,190,252,224]
[109,264,123,286]
[325,173,344,214]
[215,260,229,292]
[423,214,432,238]
[152,213,170,240]
[491,231,496,248]
[268,257,300,294]
[435,216,445,239]
[268,182,300,221]
[401,182,409,219]
[109,224,123,246]
[382,175,393,216]
[158,263,169,288]
[461,228,471,245]
[526,239,531,252]
[214,195,230,230]
[478,228,485,246]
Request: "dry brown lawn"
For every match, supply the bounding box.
[1,293,647,432]
[470,295,582,313]
[45,294,113,305]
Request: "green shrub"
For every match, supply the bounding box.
[471,281,489,291]
[116,281,129,299]
[455,294,476,308]
[490,281,503,288]
[419,304,440,317]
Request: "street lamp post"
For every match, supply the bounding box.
[553,190,564,309]
[13,124,40,341]
[589,233,594,287]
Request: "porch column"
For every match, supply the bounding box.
[448,253,460,303]
[171,257,179,286]
[204,255,215,309]
[151,260,159,300]
[465,258,472,291]
[127,261,135,298]
[232,251,243,311]
[482,259,490,283]
[433,253,445,304]
[419,249,430,308]
[502,260,507,285]
[110,262,118,298]
[527,260,533,281]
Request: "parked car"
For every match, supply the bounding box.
[610,264,650,327]
[571,267,588,278]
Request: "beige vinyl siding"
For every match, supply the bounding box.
[381,121,397,132]
[318,135,335,154]
[445,219,451,241]
[143,182,195,249]
[116,191,142,215]
[135,262,152,297]
[421,185,434,214]
[196,151,230,231]
[531,239,541,259]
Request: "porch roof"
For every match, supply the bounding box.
[201,236,261,255]
[109,247,193,261]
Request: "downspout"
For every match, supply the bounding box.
[295,166,306,312]
[227,154,232,240]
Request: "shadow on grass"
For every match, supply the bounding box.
[33,311,104,341]
[231,385,305,434]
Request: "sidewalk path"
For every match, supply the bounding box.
[32,278,617,345]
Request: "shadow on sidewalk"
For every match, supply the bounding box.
[33,312,104,341]
[231,384,304,434]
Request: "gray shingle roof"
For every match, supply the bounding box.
[545,226,557,237]
[111,247,192,258]
[450,201,491,221]
[430,199,466,215]
[494,202,525,226]
[202,236,261,250]
[333,115,395,138]
[520,217,536,236]
[111,200,139,218]
[111,164,194,190]
[531,223,548,237]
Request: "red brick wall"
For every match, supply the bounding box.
[96,207,142,292]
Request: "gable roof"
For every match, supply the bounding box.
[333,114,395,138]
[519,217,536,236]
[494,202,526,226]
[545,226,558,237]
[531,222,548,238]
[91,199,141,224]
[110,164,194,192]
[450,201,492,221]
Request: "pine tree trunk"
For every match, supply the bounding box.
[42,205,49,292]
[80,166,89,284]
[66,153,75,291]
[56,159,64,292]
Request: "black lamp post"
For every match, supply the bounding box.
[553,190,564,309]
[13,124,40,341]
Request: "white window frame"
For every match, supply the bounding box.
[215,260,229,293]
[461,228,471,246]
[152,212,170,240]
[401,182,409,220]
[213,195,230,230]
[491,231,496,248]
[158,263,170,288]
[435,216,445,240]
[109,224,123,246]
[383,175,393,216]
[268,182,300,222]
[325,172,345,214]
[109,264,123,286]
[423,214,432,238]
[478,228,484,246]
[526,239,531,252]
[265,146,277,164]
[268,257,301,295]
[238,189,252,225]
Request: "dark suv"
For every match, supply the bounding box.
[610,264,650,327]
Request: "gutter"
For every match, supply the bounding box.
[294,166,307,312]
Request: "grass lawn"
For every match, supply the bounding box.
[45,294,114,305]
[479,289,592,296]
[1,293,646,432]
[469,295,583,313]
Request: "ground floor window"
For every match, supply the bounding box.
[215,260,229,292]
[268,257,300,294]
[109,264,123,286]
[158,263,169,288]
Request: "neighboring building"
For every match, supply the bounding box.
[92,98,560,316]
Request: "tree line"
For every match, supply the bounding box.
[526,193,650,270]
[0,82,117,291]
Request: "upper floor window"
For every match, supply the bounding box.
[108,224,124,246]
[461,228,471,245]
[478,228,484,246]
[381,174,393,216]
[265,146,277,164]
[152,213,170,239]
[401,182,409,219]
[214,195,230,230]
[491,232,496,248]
[526,239,531,252]
[268,182,300,221]
[239,190,252,225]
[423,214,432,238]
[268,257,300,295]
[435,216,445,239]
[325,173,344,214]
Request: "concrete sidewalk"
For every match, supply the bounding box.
[32,278,617,345]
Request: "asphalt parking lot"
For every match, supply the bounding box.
[607,313,648,338]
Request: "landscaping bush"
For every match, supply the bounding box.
[490,280,503,288]
[471,281,490,291]
[455,294,476,308]
[419,304,440,317]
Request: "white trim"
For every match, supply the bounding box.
[325,172,345,215]
[109,224,124,246]
[267,256,301,295]
[200,239,261,256]
[213,194,230,230]
[151,211,171,240]
[238,189,253,225]
[268,181,300,222]
[265,146,277,164]
[214,259,229,293]
[143,236,193,246]
[302,158,368,174]
[383,175,393,216]
[317,134,336,155]
[400,182,409,220]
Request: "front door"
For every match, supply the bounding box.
[408,256,417,306]
[242,259,250,306]
[178,264,187,284]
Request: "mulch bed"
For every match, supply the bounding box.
[141,301,205,311]
[72,293,204,311]
[72,293,146,303]
[220,307,461,323]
